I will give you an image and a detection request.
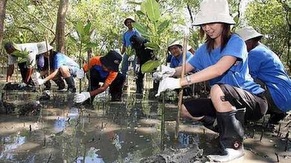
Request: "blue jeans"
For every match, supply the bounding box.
[121,53,136,75]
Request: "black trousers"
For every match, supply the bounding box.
[18,62,33,85]
[88,68,125,97]
[183,84,268,122]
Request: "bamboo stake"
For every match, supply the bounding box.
[45,37,50,76]
[175,33,188,139]
[78,44,82,93]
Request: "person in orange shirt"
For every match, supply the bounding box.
[74,50,125,104]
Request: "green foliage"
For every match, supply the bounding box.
[69,21,97,51]
[132,0,174,73]
[69,20,97,64]
[141,60,160,73]
[245,0,288,61]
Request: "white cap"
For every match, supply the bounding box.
[168,40,182,50]
[124,16,135,25]
[193,0,235,26]
[187,45,192,51]
[37,41,53,54]
[236,26,263,41]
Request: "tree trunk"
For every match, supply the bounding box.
[0,0,7,48]
[55,0,69,53]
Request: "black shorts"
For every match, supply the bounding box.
[183,84,268,121]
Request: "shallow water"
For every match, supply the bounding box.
[1,71,291,163]
[0,88,210,163]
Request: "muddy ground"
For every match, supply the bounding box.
[0,73,290,163]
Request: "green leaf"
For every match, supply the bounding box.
[84,21,92,35]
[84,42,98,50]
[141,60,160,73]
[145,42,159,51]
[133,22,148,36]
[75,21,85,37]
[128,1,142,5]
[142,0,161,22]
[136,10,146,17]
[157,20,170,34]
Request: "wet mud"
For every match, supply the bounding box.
[0,80,291,163]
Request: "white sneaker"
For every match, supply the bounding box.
[207,147,244,162]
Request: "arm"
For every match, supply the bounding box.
[179,56,237,86]
[88,72,117,96]
[24,67,33,83]
[6,64,14,82]
[121,45,126,55]
[89,82,110,97]
[43,69,59,82]
[121,33,126,54]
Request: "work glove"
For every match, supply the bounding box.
[135,64,140,73]
[74,92,90,103]
[155,77,181,97]
[76,68,85,79]
[36,78,46,85]
[18,82,27,88]
[128,55,135,62]
[152,65,176,81]
[31,72,41,85]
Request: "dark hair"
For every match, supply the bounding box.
[253,36,262,42]
[4,42,14,51]
[130,35,147,50]
[199,23,232,53]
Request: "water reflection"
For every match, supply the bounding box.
[76,147,105,163]
[0,133,26,160]
[0,90,204,163]
[53,107,80,132]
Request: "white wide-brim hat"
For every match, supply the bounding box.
[193,0,235,26]
[37,41,53,54]
[236,26,263,41]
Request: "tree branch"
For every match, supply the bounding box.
[11,0,55,35]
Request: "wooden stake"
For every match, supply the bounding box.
[175,34,188,139]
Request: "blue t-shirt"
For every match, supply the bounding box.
[188,34,264,95]
[93,65,109,81]
[122,29,140,47]
[248,43,291,111]
[53,52,79,70]
[170,51,193,68]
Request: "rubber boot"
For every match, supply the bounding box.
[136,80,143,94]
[200,116,218,132]
[207,110,245,162]
[109,73,125,101]
[235,108,246,127]
[64,76,76,93]
[53,77,65,90]
[44,80,51,90]
[201,108,246,133]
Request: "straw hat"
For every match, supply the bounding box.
[37,41,53,54]
[193,0,235,26]
[236,26,263,41]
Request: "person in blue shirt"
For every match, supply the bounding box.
[34,46,80,93]
[154,0,268,161]
[168,41,193,68]
[236,26,291,124]
[120,17,140,77]
[168,40,194,96]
